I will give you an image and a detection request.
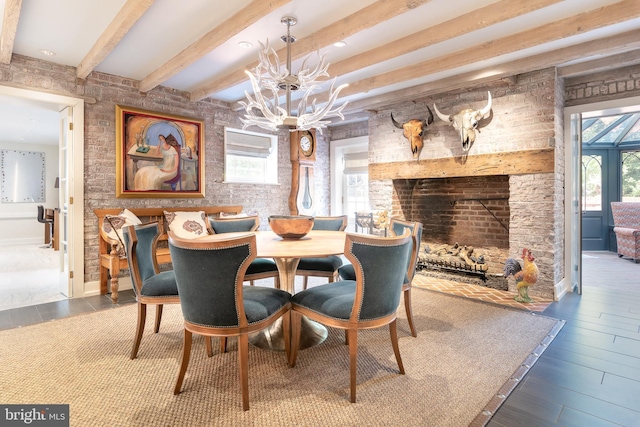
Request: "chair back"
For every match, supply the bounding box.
[390,218,423,283]
[312,215,348,231]
[123,222,162,296]
[209,215,259,234]
[168,232,256,327]
[344,231,412,321]
[37,205,46,224]
[611,202,640,229]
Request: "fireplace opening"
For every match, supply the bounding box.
[393,175,511,289]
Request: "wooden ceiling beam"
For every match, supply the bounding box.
[342,28,640,114]
[76,0,154,80]
[326,0,562,82]
[0,0,22,64]
[301,0,640,106]
[189,0,433,102]
[557,48,640,78]
[138,0,292,93]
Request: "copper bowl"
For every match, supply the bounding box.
[268,215,314,239]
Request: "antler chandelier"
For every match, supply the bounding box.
[240,16,348,133]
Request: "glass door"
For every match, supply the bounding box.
[581,150,609,251]
[58,107,72,296]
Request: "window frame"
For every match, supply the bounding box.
[223,127,279,185]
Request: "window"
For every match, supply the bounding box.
[343,152,369,215]
[224,127,278,184]
[582,154,602,211]
[622,150,640,202]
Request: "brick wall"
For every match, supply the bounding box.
[0,55,330,284]
[394,176,510,249]
[565,64,640,107]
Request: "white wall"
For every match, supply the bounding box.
[0,141,59,245]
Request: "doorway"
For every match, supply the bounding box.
[565,95,640,296]
[0,85,84,308]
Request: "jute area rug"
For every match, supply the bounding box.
[0,289,562,427]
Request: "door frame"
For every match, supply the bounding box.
[564,94,640,296]
[0,84,85,298]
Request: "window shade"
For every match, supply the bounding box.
[225,130,272,158]
[343,151,368,174]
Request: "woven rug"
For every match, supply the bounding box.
[0,289,562,426]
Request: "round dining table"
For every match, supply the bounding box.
[195,229,347,351]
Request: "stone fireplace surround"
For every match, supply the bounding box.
[364,69,564,301]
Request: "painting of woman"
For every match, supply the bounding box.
[133,134,180,190]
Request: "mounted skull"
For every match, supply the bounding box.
[433,91,492,152]
[390,106,434,159]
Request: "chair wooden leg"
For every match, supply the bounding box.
[220,337,227,354]
[238,334,250,411]
[154,304,163,333]
[389,319,405,375]
[205,336,213,357]
[249,280,255,286]
[302,276,309,290]
[173,330,193,395]
[347,329,358,403]
[289,311,303,367]
[404,288,417,337]
[130,302,147,360]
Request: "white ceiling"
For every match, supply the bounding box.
[1,0,640,145]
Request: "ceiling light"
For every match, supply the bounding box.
[39,49,56,56]
[333,41,347,48]
[240,16,348,133]
[238,41,253,49]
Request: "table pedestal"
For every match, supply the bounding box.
[248,257,329,351]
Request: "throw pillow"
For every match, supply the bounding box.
[164,211,208,239]
[103,209,142,256]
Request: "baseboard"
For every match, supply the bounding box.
[0,237,42,246]
[554,277,569,301]
[82,277,133,298]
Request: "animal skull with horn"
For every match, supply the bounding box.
[433,91,492,152]
[390,106,434,159]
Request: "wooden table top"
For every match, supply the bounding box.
[194,230,346,259]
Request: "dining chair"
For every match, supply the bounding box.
[123,222,179,360]
[37,205,54,248]
[338,218,423,337]
[296,215,348,290]
[168,232,292,411]
[289,231,412,403]
[209,215,280,288]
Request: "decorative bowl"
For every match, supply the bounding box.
[268,215,314,239]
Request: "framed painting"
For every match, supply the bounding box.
[115,105,205,198]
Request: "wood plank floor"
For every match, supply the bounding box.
[489,251,640,427]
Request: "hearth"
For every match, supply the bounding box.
[393,175,511,290]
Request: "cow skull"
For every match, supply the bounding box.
[390,106,434,159]
[433,91,492,152]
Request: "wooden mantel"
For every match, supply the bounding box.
[369,148,555,180]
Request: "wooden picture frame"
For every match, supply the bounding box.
[115,105,205,198]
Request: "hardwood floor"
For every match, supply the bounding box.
[489,251,640,427]
[1,251,638,426]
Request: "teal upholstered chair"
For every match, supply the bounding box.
[168,232,291,411]
[289,231,412,403]
[296,215,348,290]
[338,218,423,337]
[209,215,280,288]
[123,222,179,360]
